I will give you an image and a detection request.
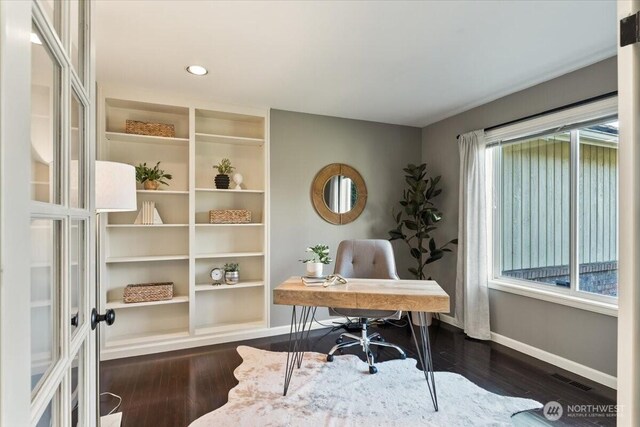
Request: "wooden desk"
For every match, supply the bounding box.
[273,276,450,411]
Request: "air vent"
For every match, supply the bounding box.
[569,381,592,391]
[551,373,592,391]
[551,373,572,383]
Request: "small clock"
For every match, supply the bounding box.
[210,267,224,285]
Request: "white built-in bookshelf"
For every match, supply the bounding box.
[98,89,269,359]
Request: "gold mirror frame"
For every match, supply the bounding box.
[311,163,367,225]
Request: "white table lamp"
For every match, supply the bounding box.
[96,161,137,212]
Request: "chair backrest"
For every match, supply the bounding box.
[333,239,400,280]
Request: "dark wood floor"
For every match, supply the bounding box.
[100,320,616,426]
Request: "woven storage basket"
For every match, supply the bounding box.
[123,282,174,303]
[209,209,251,224]
[125,119,176,137]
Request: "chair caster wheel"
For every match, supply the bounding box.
[336,338,343,344]
[369,366,378,374]
[327,355,334,362]
[400,353,407,360]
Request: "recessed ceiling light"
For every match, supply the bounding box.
[186,65,208,76]
[31,32,42,45]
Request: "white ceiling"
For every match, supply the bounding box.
[95,1,616,128]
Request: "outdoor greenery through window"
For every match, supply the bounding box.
[496,119,618,298]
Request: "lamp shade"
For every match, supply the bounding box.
[96,161,137,212]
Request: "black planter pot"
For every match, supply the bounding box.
[214,174,230,189]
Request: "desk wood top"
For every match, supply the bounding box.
[273,276,449,312]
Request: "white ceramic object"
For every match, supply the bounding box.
[306,262,323,278]
[233,173,243,190]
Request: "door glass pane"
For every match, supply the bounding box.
[37,0,60,37]
[31,23,61,204]
[35,385,60,427]
[70,220,85,336]
[70,345,84,426]
[69,0,85,83]
[500,132,571,287]
[578,121,619,296]
[70,91,84,208]
[31,219,61,393]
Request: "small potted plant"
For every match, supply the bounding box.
[213,158,235,189]
[223,263,239,285]
[135,161,173,190]
[299,244,332,277]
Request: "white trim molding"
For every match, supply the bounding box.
[491,332,617,390]
[485,96,617,144]
[436,313,617,389]
[101,317,349,361]
[488,279,618,317]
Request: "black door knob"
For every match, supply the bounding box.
[91,308,116,330]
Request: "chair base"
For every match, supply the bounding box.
[326,318,406,373]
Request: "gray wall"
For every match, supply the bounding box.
[270,109,421,327]
[421,57,618,376]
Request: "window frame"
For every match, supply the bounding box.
[486,96,619,317]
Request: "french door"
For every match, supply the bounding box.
[0,0,96,425]
[617,0,640,424]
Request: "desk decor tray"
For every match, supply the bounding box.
[209,209,251,224]
[125,119,175,137]
[123,282,174,303]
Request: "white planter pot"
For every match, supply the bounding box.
[306,262,323,278]
[410,311,433,327]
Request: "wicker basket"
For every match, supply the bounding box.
[209,209,251,224]
[125,119,176,137]
[123,282,174,303]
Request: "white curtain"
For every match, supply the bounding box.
[455,130,491,340]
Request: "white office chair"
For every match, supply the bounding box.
[326,239,406,374]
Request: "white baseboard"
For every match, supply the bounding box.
[101,317,348,361]
[435,313,617,390]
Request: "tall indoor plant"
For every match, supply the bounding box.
[389,163,457,280]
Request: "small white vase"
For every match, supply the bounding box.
[306,262,323,278]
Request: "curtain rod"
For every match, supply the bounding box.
[455,90,618,139]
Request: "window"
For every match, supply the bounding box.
[489,100,618,305]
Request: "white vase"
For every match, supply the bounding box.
[306,262,323,278]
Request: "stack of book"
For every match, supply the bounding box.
[134,201,163,225]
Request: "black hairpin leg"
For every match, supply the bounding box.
[282,305,317,396]
[409,311,438,411]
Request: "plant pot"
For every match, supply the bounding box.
[305,262,323,278]
[143,180,160,190]
[225,271,239,285]
[214,174,230,189]
[410,311,433,327]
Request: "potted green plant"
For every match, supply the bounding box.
[223,262,239,285]
[389,163,457,326]
[213,158,235,189]
[389,163,457,279]
[299,244,332,277]
[135,161,173,190]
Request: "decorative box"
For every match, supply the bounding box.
[123,282,174,303]
[125,119,176,137]
[209,209,251,224]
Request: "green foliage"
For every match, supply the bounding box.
[389,163,457,279]
[213,158,235,175]
[134,162,173,185]
[299,244,332,265]
[223,263,239,272]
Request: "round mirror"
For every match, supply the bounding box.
[323,175,358,214]
[311,163,367,225]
